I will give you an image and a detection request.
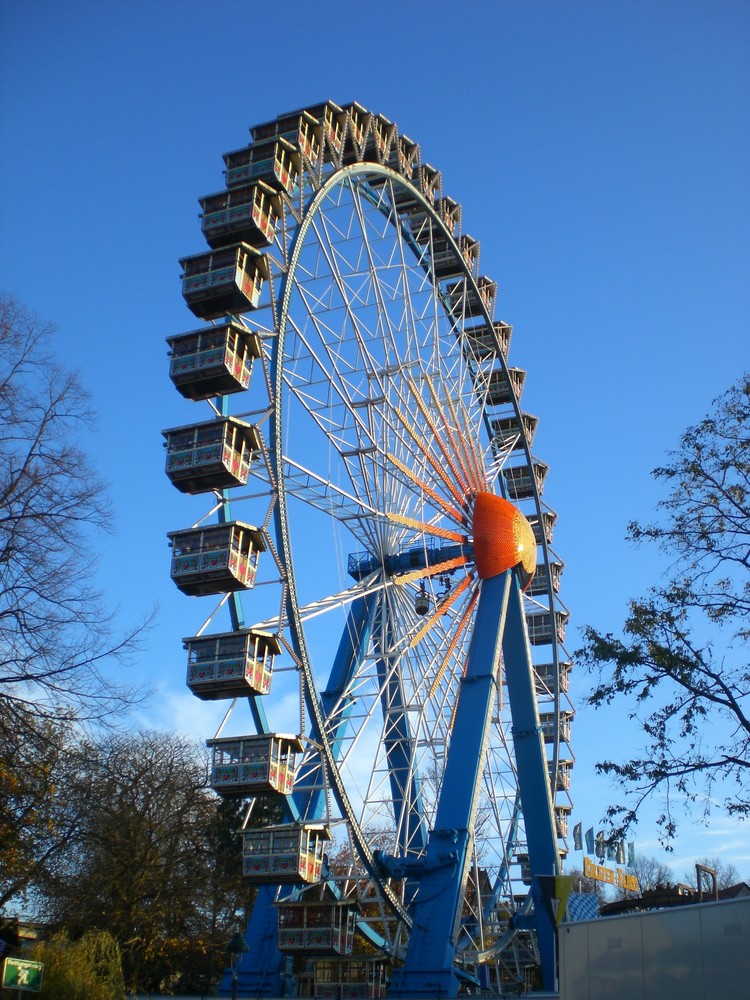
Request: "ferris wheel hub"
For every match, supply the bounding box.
[472,492,536,587]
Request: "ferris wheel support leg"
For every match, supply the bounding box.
[387,571,511,999]
[502,579,561,993]
[295,593,377,819]
[375,599,429,860]
[217,885,283,998]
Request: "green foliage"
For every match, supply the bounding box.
[30,930,124,1000]
[2,719,269,992]
[38,730,255,995]
[579,375,750,845]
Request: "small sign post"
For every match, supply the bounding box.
[1,957,44,992]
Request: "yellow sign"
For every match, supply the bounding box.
[537,874,575,925]
[583,856,639,892]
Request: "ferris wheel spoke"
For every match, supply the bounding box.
[284,211,486,552]
[385,512,465,544]
[349,181,426,369]
[386,452,467,527]
[404,376,475,498]
[281,455,379,519]
[391,400,468,510]
[280,455,468,570]
[281,331,441,530]
[423,374,487,495]
[306,209,401,379]
[378,585,475,733]
[283,434,467,563]
[319,582,474,777]
[294,200,475,523]
[281,336,376,457]
[248,572,388,636]
[410,571,474,649]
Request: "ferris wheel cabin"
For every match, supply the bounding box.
[526,559,564,596]
[399,163,442,233]
[409,190,457,250]
[363,113,396,164]
[311,101,345,161]
[389,132,419,180]
[180,243,268,320]
[242,823,331,885]
[491,412,539,453]
[458,234,480,277]
[526,608,569,645]
[162,416,262,494]
[419,163,441,204]
[207,733,303,797]
[528,508,557,545]
[445,275,497,318]
[168,521,265,596]
[167,323,262,400]
[423,208,474,282]
[437,196,462,237]
[184,628,280,700]
[549,758,574,792]
[250,108,322,168]
[534,659,572,695]
[555,803,573,839]
[276,894,358,957]
[391,160,440,215]
[223,136,301,195]
[340,102,371,164]
[539,709,575,745]
[462,319,513,362]
[486,366,526,406]
[308,959,388,999]
[199,181,281,249]
[502,458,549,500]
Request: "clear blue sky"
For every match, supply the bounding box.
[2,0,748,879]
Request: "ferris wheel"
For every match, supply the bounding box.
[165,101,574,998]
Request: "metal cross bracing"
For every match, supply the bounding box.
[166,101,575,998]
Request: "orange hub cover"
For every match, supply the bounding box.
[472,492,536,588]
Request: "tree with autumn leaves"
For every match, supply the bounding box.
[38,731,261,995]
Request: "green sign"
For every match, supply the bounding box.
[2,957,44,992]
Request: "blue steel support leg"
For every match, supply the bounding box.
[374,594,429,859]
[223,596,376,998]
[226,885,284,997]
[298,593,376,818]
[502,578,560,993]
[388,571,511,999]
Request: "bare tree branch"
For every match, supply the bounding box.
[0,293,154,913]
[578,374,750,846]
[0,292,152,727]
